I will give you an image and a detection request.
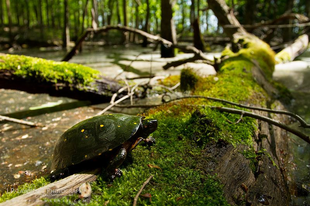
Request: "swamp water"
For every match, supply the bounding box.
[0,46,217,193]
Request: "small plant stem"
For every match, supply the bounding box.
[133,175,154,206]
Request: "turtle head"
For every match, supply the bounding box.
[141,118,158,136]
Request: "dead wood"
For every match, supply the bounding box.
[0,172,97,206]
[133,175,154,206]
[62,25,214,70]
[0,115,43,127]
[0,69,122,103]
[275,34,309,63]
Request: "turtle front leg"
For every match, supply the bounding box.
[106,147,127,180]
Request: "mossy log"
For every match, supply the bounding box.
[275,34,309,63]
[0,54,122,103]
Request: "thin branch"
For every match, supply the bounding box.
[165,95,310,128]
[133,175,154,206]
[97,93,134,115]
[211,106,310,144]
[0,115,43,127]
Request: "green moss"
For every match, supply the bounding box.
[275,51,291,64]
[221,34,275,80]
[0,54,100,87]
[180,68,200,92]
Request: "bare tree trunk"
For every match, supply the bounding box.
[244,0,256,25]
[92,0,98,26]
[207,0,246,38]
[160,0,177,57]
[107,0,115,25]
[14,0,20,26]
[122,0,127,26]
[142,0,150,47]
[81,0,89,34]
[24,0,30,29]
[5,0,13,43]
[63,0,70,49]
[193,18,206,51]
[283,0,294,43]
[190,0,196,31]
[116,0,121,24]
[38,0,44,40]
[45,0,50,27]
[306,0,310,17]
[0,0,3,28]
[50,0,55,28]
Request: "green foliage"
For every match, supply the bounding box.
[0,54,100,87]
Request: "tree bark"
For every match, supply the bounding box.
[0,172,97,206]
[160,0,177,57]
[205,0,291,204]
[192,18,206,52]
[122,0,127,26]
[81,0,89,34]
[275,34,309,63]
[142,0,150,47]
[0,0,3,28]
[62,0,70,49]
[5,0,13,44]
[207,0,246,38]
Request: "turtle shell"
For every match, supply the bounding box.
[51,114,142,171]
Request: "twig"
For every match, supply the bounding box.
[0,115,43,127]
[165,95,310,128]
[212,106,310,144]
[133,175,154,206]
[97,93,134,115]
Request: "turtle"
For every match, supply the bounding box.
[50,113,157,180]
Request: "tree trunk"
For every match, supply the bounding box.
[122,0,127,26]
[5,0,13,44]
[207,0,246,38]
[38,0,44,40]
[50,0,55,28]
[45,0,50,27]
[107,0,115,25]
[205,1,291,204]
[283,0,294,43]
[0,0,3,28]
[62,0,70,49]
[116,0,121,24]
[24,0,30,29]
[92,0,98,26]
[192,18,206,52]
[81,0,89,34]
[142,0,150,47]
[160,0,177,57]
[244,0,256,25]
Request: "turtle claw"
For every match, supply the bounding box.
[109,168,123,180]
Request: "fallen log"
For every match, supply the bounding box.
[275,34,309,63]
[0,54,122,103]
[0,172,97,206]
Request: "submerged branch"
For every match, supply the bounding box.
[0,115,43,127]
